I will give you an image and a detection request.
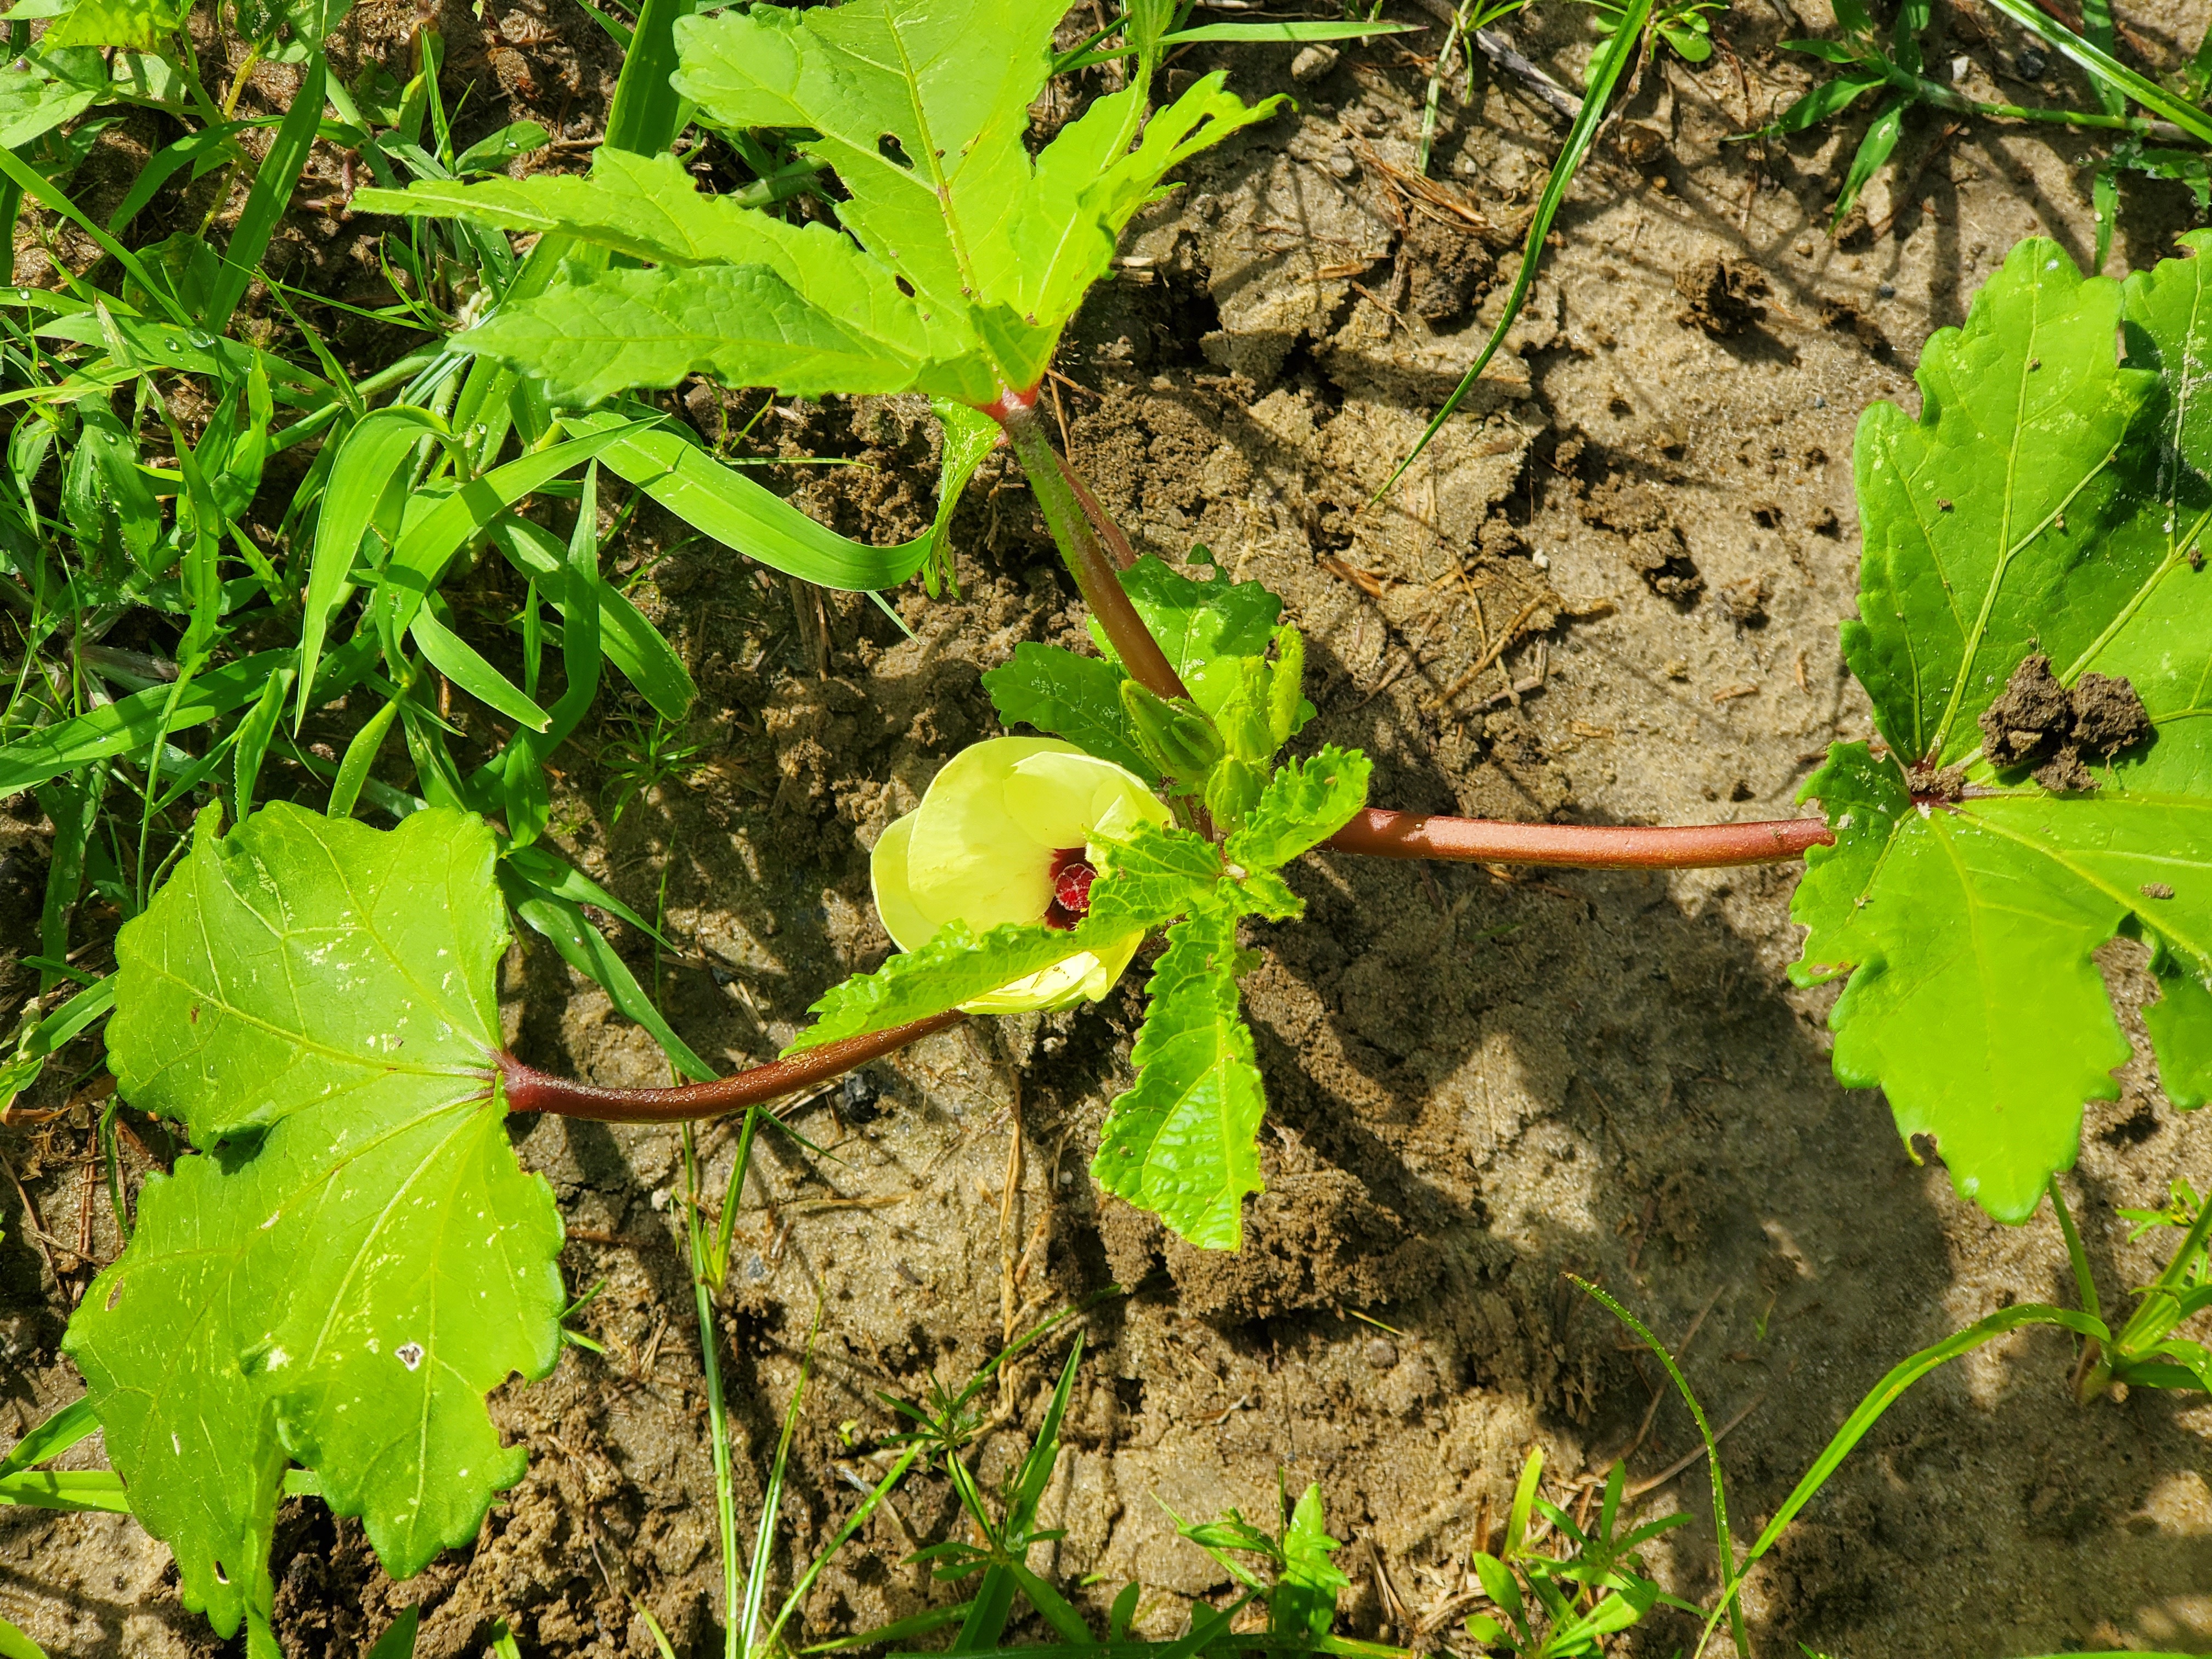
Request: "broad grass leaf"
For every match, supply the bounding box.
[1801,236,2212,1222]
[64,805,562,1633]
[1223,746,1370,873]
[482,511,695,719]
[923,397,998,594]
[1091,901,1263,1248]
[1272,1485,1349,1642]
[559,409,939,597]
[0,637,376,796]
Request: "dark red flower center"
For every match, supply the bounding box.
[1045,848,1095,930]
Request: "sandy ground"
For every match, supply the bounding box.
[5,1,2212,1654]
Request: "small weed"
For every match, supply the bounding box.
[598,710,709,825]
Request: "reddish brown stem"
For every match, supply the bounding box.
[995,400,1192,702]
[1061,461,1139,572]
[1323,809,1834,868]
[498,1011,966,1124]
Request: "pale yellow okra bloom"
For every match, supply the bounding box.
[871,737,1170,1012]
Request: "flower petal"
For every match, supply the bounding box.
[869,812,935,952]
[906,737,1069,932]
[1002,749,1164,852]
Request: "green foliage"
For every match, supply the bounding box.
[1796,236,2212,1223]
[1092,899,1264,1247]
[1226,747,1373,879]
[1772,0,2212,232]
[1460,1455,1690,1657]
[63,805,562,1639]
[365,0,1278,408]
[1103,554,1287,718]
[990,555,1318,828]
[983,644,1155,779]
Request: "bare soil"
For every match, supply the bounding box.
[7,2,2212,1655]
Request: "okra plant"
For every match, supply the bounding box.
[30,0,2210,1645]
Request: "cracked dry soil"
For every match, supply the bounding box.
[6,2,2212,1655]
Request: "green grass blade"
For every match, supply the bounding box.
[544,461,605,743]
[1830,94,1906,227]
[232,666,295,819]
[1978,0,2212,143]
[1696,1302,2104,1650]
[952,1339,1087,1651]
[503,845,668,943]
[30,768,97,992]
[295,407,450,731]
[605,0,694,156]
[1062,16,1417,67]
[811,1601,977,1653]
[744,1316,822,1655]
[1375,0,1654,497]
[0,1612,50,1659]
[2,641,373,795]
[0,1397,100,1477]
[204,60,324,333]
[708,1108,761,1290]
[1573,1280,1746,1657]
[565,410,939,593]
[482,513,695,721]
[106,120,257,236]
[762,1448,920,1652]
[501,870,714,1080]
[0,1469,132,1514]
[382,426,636,639]
[0,144,181,323]
[1000,1560,1097,1646]
[328,694,404,820]
[409,602,552,732]
[365,1609,420,1659]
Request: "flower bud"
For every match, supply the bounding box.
[1120,681,1224,787]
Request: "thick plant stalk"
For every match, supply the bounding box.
[1325,809,1833,868]
[499,1010,965,1121]
[992,393,1191,702]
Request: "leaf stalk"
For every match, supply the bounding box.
[496,1009,966,1121]
[1324,809,1834,868]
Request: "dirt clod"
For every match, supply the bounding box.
[1980,653,2075,767]
[2069,670,2153,754]
[1401,213,1493,323]
[1674,256,1769,336]
[1980,654,2151,791]
[1719,573,1770,625]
